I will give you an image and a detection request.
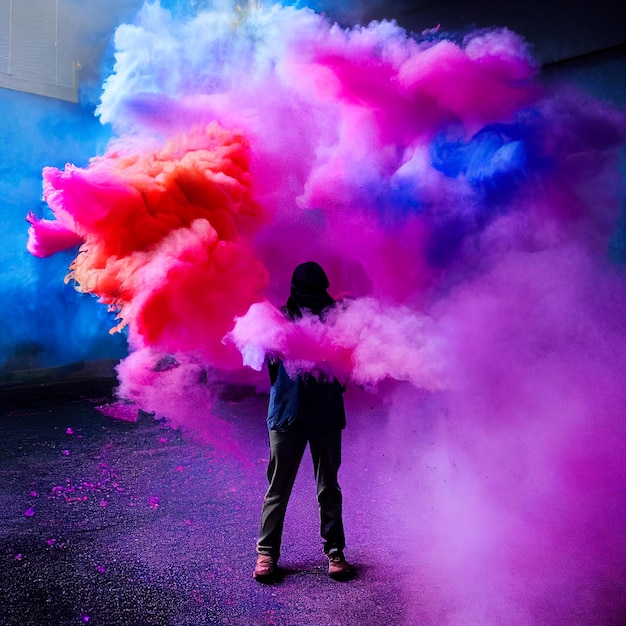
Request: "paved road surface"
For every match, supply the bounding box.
[1,379,407,626]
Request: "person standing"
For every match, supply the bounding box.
[253,261,354,582]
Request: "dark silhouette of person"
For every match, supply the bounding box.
[253,261,354,582]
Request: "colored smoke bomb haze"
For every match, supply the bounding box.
[4,1,626,624]
[0,89,128,370]
[25,3,625,386]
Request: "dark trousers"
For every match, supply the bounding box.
[256,429,345,560]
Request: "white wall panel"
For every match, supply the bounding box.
[0,0,78,102]
[0,0,10,74]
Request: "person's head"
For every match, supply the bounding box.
[291,261,329,295]
[286,261,334,318]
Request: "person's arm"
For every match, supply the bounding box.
[266,354,280,385]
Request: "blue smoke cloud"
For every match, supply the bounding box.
[0,89,127,372]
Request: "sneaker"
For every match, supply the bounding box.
[327,550,355,580]
[253,554,276,581]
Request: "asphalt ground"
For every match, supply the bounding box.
[0,378,407,626]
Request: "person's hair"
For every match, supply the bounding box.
[284,261,334,319]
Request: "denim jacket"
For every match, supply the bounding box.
[266,358,346,433]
